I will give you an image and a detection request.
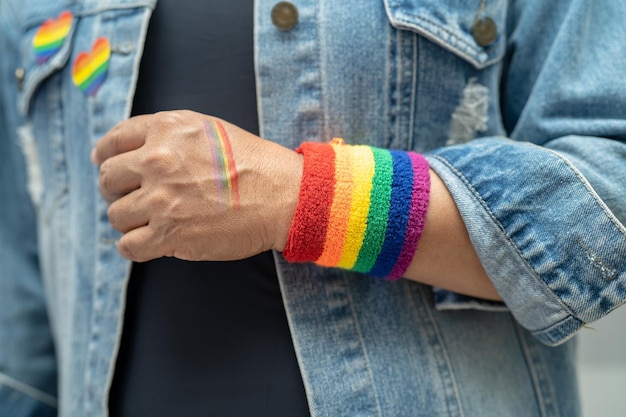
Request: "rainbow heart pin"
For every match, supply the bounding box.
[33,10,73,63]
[72,37,111,96]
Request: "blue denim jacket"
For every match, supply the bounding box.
[2,0,626,415]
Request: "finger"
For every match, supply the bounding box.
[107,190,149,233]
[92,114,153,165]
[117,225,163,262]
[99,150,143,204]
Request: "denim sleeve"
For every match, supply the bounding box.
[426,2,626,346]
[0,12,58,414]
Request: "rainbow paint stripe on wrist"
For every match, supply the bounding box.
[283,139,430,280]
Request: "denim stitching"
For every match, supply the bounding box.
[514,324,561,417]
[407,32,418,150]
[427,154,577,319]
[542,145,626,236]
[343,274,384,417]
[388,13,504,68]
[272,258,316,416]
[0,373,58,409]
[576,238,618,282]
[412,286,465,417]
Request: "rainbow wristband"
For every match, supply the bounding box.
[283,139,430,280]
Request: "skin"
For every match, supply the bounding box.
[92,110,501,301]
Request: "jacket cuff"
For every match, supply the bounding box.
[427,138,626,346]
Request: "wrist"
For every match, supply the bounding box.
[282,139,430,280]
[271,148,304,253]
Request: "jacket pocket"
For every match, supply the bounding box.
[383,0,508,69]
[17,8,77,116]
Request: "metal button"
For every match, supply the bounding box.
[471,16,497,47]
[15,68,25,91]
[271,2,299,31]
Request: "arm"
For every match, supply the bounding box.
[93,111,499,300]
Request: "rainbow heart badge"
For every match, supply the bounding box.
[32,11,73,63]
[72,37,111,96]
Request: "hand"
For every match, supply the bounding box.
[92,110,303,262]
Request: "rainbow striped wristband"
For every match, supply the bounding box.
[283,139,430,280]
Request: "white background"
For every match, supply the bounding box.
[578,305,626,417]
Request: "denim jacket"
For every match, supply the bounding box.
[2,0,626,416]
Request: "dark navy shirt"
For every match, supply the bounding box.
[108,1,310,416]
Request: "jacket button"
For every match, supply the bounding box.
[271,2,299,31]
[471,16,497,47]
[15,68,25,91]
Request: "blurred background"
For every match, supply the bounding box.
[578,304,626,417]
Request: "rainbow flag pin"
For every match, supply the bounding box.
[72,37,111,96]
[32,11,73,63]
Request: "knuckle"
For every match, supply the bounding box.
[148,191,173,216]
[152,192,168,208]
[142,146,176,175]
[98,160,115,192]
[117,238,136,261]
[107,205,121,230]
[110,124,125,151]
[156,110,184,128]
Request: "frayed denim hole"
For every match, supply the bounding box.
[446,78,489,146]
[17,123,43,208]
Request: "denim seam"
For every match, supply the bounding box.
[118,7,151,125]
[102,9,151,417]
[0,373,58,409]
[515,323,548,417]
[427,154,578,323]
[102,261,134,417]
[391,27,418,150]
[383,10,504,68]
[391,28,404,149]
[76,2,156,18]
[528,315,582,345]
[319,1,330,142]
[416,286,465,417]
[84,15,102,417]
[384,23,394,148]
[384,0,481,50]
[541,144,626,236]
[272,255,315,416]
[15,2,155,32]
[400,14,486,52]
[393,16,484,66]
[407,33,418,150]
[0,2,19,36]
[514,324,561,417]
[343,275,384,417]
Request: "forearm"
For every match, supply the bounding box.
[278,140,500,301]
[404,170,500,301]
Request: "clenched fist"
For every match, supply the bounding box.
[91,110,303,262]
